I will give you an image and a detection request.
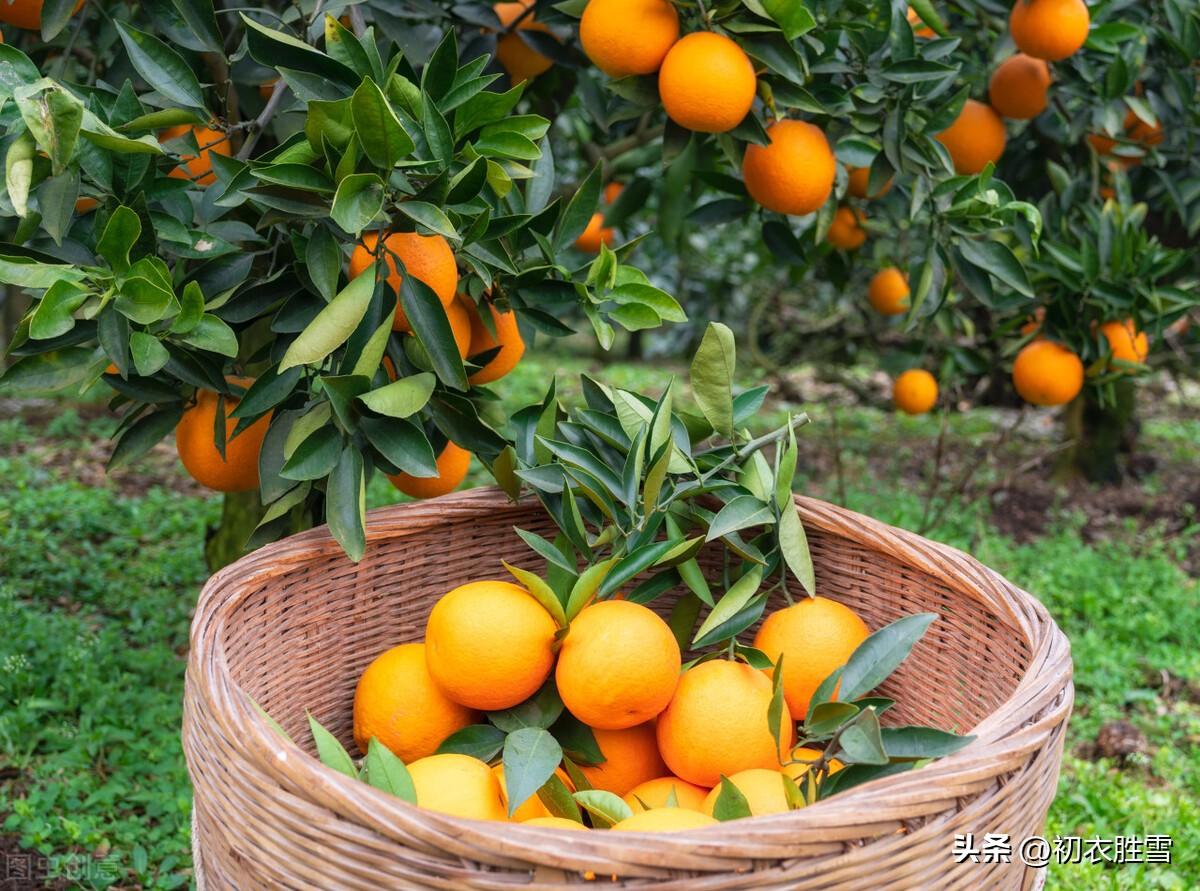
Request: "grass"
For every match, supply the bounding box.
[1,354,1197,888]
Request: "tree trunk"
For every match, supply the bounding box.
[204,490,262,572]
[1054,380,1136,484]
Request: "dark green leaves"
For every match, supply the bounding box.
[351,79,414,168]
[957,239,1034,298]
[116,23,208,111]
[837,613,938,702]
[331,174,385,235]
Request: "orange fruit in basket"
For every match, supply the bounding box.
[556,600,681,730]
[493,1,555,84]
[387,442,471,499]
[659,32,756,134]
[1009,0,1090,62]
[175,379,271,493]
[701,769,799,817]
[349,231,458,332]
[988,54,1052,120]
[579,0,679,78]
[868,267,910,316]
[935,99,1006,175]
[160,125,232,187]
[656,659,795,788]
[425,580,557,710]
[522,816,588,829]
[623,776,710,813]
[493,765,574,821]
[743,120,837,216]
[893,369,939,415]
[846,166,893,200]
[465,299,525,384]
[1099,319,1149,367]
[1012,340,1083,406]
[753,597,870,721]
[826,207,867,251]
[407,754,508,820]
[352,643,478,761]
[577,723,669,796]
[610,808,718,832]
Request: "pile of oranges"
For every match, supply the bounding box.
[351,577,873,830]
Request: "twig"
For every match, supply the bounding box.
[237,80,290,161]
[918,411,949,532]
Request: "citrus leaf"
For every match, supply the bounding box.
[279,266,377,371]
[572,790,631,828]
[711,776,753,821]
[690,322,736,438]
[307,713,357,779]
[692,566,764,645]
[502,727,562,819]
[502,560,567,627]
[777,498,815,597]
[437,724,506,760]
[359,372,436,418]
[838,613,937,702]
[116,23,208,111]
[363,737,416,803]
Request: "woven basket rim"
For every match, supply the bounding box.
[186,487,1074,851]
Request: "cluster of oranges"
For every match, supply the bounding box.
[352,578,872,830]
[1012,316,1148,406]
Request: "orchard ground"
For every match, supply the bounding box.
[1,353,1197,890]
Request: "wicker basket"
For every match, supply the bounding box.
[183,487,1072,890]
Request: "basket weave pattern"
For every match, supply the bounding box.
[184,488,1072,889]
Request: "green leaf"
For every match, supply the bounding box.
[957,239,1033,298]
[761,0,816,41]
[5,130,35,217]
[326,445,366,561]
[351,78,414,168]
[331,173,385,235]
[836,708,889,766]
[437,724,506,760]
[768,652,786,755]
[15,84,82,175]
[280,426,342,481]
[363,737,416,802]
[97,206,143,273]
[170,281,205,334]
[502,727,563,818]
[502,561,567,627]
[515,528,577,575]
[838,614,938,702]
[116,23,209,110]
[879,726,974,761]
[360,416,437,477]
[690,322,736,438]
[29,280,88,340]
[307,713,358,778]
[711,775,753,821]
[130,332,170,377]
[536,772,584,823]
[706,495,775,542]
[116,277,175,325]
[554,165,602,253]
[490,683,564,733]
[399,274,467,390]
[692,566,763,645]
[359,372,436,418]
[108,406,184,469]
[804,701,860,737]
[599,538,682,598]
[178,314,239,357]
[565,557,617,620]
[395,201,458,240]
[305,226,341,301]
[572,790,632,828]
[280,268,377,371]
[777,499,815,597]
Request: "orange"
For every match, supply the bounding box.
[603,181,624,204]
[465,299,525,384]
[444,297,473,359]
[743,120,837,216]
[1012,340,1084,406]
[407,754,508,820]
[494,765,574,821]
[1099,319,1148,366]
[659,32,756,134]
[1010,0,1090,62]
[1088,109,1163,168]
[577,723,668,796]
[826,206,867,251]
[388,441,471,499]
[867,267,910,316]
[700,769,799,817]
[349,231,458,332]
[1021,306,1046,336]
[610,808,717,832]
[988,54,1052,120]
[623,776,710,813]
[893,369,939,415]
[752,597,870,721]
[906,5,936,38]
[175,380,270,493]
[935,99,1006,175]
[494,1,555,84]
[352,643,478,761]
[580,0,679,78]
[0,0,82,30]
[424,580,557,710]
[160,125,232,187]
[522,816,588,829]
[74,197,99,214]
[656,659,795,788]
[846,166,892,200]
[258,78,279,101]
[574,213,614,253]
[556,600,681,730]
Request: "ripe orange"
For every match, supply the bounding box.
[388,441,471,499]
[623,776,710,813]
[867,267,910,316]
[494,1,555,84]
[743,120,837,216]
[349,232,458,332]
[175,380,271,493]
[407,754,508,820]
[700,768,799,817]
[444,298,473,359]
[846,166,892,200]
[659,32,757,134]
[1021,306,1046,336]
[556,600,681,730]
[579,0,679,78]
[1088,109,1163,167]
[656,659,795,788]
[465,299,525,384]
[574,213,614,253]
[1099,319,1148,366]
[1012,340,1084,406]
[577,723,669,796]
[988,54,1052,120]
[0,0,83,30]
[906,5,935,38]
[935,99,1006,175]
[1009,0,1090,62]
[893,369,939,415]
[826,206,867,251]
[160,125,232,187]
[603,181,624,204]
[258,78,279,101]
[610,808,718,832]
[522,816,588,829]
[424,580,558,710]
[74,197,99,214]
[752,597,870,720]
[352,643,478,761]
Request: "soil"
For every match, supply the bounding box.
[0,834,69,890]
